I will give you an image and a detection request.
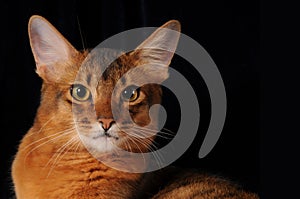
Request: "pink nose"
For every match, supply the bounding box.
[99,118,115,131]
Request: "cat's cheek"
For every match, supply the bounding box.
[132,111,151,127]
[76,124,99,138]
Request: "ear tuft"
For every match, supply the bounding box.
[135,20,181,67]
[160,20,181,32]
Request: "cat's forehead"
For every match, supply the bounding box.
[75,48,136,88]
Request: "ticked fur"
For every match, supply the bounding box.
[12,16,258,199]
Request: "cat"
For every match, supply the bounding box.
[12,15,259,199]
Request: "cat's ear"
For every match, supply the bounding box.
[135,20,181,67]
[28,15,78,82]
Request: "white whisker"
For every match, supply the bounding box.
[21,127,75,152]
[23,128,75,163]
[43,136,77,169]
[126,136,147,165]
[133,125,175,137]
[46,137,78,178]
[130,136,164,168]
[26,116,56,137]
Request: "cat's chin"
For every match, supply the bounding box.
[79,133,119,153]
[76,123,122,153]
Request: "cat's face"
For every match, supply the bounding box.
[69,49,165,153]
[28,16,180,155]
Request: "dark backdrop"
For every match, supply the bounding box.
[0,0,259,198]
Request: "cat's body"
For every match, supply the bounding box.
[12,16,258,198]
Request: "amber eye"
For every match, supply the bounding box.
[71,84,91,101]
[121,85,139,102]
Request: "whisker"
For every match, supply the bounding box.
[123,138,131,152]
[77,15,86,50]
[130,136,152,150]
[36,116,55,133]
[43,136,77,169]
[130,127,168,166]
[126,136,146,165]
[50,138,78,166]
[46,137,78,178]
[162,127,176,134]
[21,127,75,152]
[23,128,75,163]
[26,116,56,137]
[129,136,164,167]
[127,139,134,153]
[133,126,175,137]
[122,125,175,141]
[130,128,174,141]
[129,129,162,148]
[145,143,165,168]
[73,140,82,154]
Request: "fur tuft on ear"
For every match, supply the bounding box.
[28,15,78,82]
[135,20,181,67]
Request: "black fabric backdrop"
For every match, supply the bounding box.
[0,0,259,198]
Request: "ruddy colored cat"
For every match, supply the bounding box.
[12,15,258,198]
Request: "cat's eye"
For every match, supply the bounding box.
[121,85,140,102]
[70,84,91,101]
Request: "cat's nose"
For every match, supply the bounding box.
[99,118,115,131]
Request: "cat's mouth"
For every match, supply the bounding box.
[77,124,122,153]
[92,131,119,140]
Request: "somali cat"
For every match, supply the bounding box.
[12,15,259,199]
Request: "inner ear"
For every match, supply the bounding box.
[28,15,79,82]
[134,20,181,66]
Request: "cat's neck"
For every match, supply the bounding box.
[13,126,143,198]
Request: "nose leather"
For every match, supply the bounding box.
[99,118,115,131]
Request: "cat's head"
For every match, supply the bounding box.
[28,16,180,156]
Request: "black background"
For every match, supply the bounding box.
[0,0,259,198]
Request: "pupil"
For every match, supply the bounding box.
[124,89,134,99]
[77,87,86,98]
